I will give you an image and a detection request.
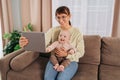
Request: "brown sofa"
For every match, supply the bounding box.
[0,35,120,80]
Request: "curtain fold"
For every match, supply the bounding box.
[1,0,52,33]
[1,0,13,33]
[0,0,4,47]
[21,0,31,28]
[30,0,42,31]
[21,0,52,32]
[42,0,52,32]
[112,0,120,37]
[0,0,3,34]
[1,0,13,46]
[1,0,52,47]
[0,0,4,57]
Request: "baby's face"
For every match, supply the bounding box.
[58,31,70,44]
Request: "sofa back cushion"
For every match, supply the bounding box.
[101,37,120,66]
[79,35,101,65]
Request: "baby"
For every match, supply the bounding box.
[46,30,76,71]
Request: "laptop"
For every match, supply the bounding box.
[21,32,46,52]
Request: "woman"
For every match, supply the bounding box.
[19,6,85,80]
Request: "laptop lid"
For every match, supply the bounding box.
[21,32,46,52]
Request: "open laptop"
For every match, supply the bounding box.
[21,32,46,52]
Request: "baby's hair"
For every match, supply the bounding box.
[59,30,71,39]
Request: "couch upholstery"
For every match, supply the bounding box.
[0,35,120,80]
[99,37,120,80]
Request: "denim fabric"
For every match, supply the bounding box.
[44,61,78,80]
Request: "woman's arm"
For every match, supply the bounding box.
[67,32,85,60]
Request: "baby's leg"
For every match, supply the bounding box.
[57,59,70,71]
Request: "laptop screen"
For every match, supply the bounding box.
[21,32,46,52]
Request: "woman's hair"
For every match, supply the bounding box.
[55,6,71,25]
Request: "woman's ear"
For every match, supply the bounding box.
[69,14,71,18]
[68,14,71,21]
[68,14,71,18]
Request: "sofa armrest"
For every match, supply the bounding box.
[10,50,40,71]
[0,48,25,80]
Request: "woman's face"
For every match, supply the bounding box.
[56,13,71,27]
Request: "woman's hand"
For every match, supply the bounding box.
[19,36,28,48]
[54,47,68,57]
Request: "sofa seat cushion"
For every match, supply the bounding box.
[99,64,120,80]
[72,64,98,80]
[79,35,101,65]
[101,37,120,66]
[8,57,48,80]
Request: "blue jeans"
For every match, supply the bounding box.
[44,61,78,80]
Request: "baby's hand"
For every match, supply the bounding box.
[56,65,64,72]
[46,47,51,52]
[68,49,75,54]
[53,64,59,70]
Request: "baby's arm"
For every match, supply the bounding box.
[46,41,58,52]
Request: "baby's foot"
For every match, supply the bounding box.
[53,64,59,70]
[57,65,64,72]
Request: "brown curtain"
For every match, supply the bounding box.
[1,0,52,46]
[21,0,52,32]
[1,0,14,46]
[0,0,3,46]
[112,0,120,37]
[1,0,52,33]
[1,0,13,34]
[0,0,2,31]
